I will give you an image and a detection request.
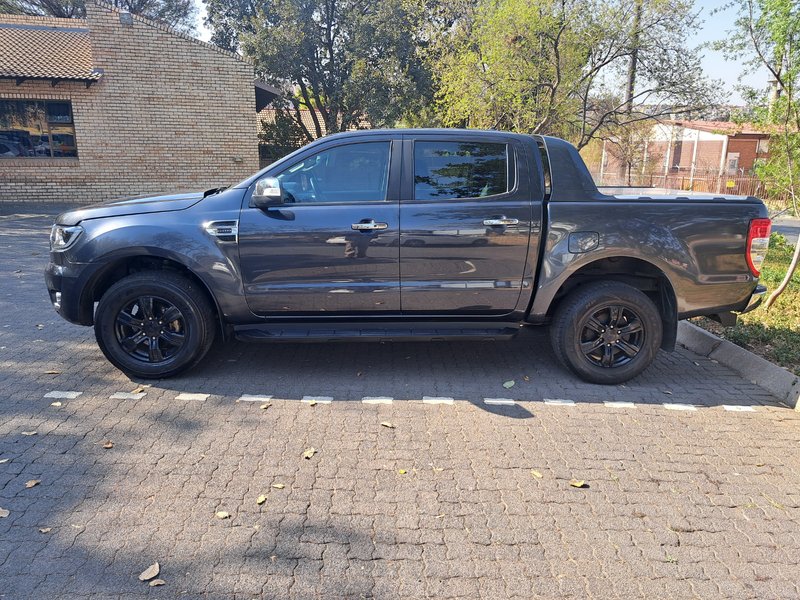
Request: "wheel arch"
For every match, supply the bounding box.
[78,252,229,340]
[537,256,678,352]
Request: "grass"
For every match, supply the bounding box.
[692,233,800,376]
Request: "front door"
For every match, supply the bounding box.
[399,135,537,315]
[239,138,401,316]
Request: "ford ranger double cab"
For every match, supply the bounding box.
[44,130,771,384]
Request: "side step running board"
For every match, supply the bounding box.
[234,322,520,343]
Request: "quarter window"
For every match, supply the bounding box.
[276,141,391,203]
[414,141,509,200]
[0,99,77,158]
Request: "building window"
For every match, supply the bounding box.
[0,99,77,158]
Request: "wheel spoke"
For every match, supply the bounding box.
[600,344,615,367]
[608,305,622,328]
[159,330,185,347]
[116,310,142,328]
[618,318,643,336]
[160,306,181,325]
[138,296,156,321]
[581,337,604,356]
[148,337,164,362]
[615,339,641,358]
[584,316,605,334]
[120,331,147,354]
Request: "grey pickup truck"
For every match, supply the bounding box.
[44,129,771,384]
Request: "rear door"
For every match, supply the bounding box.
[238,135,401,315]
[399,134,537,315]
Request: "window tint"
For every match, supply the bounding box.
[276,141,390,203]
[414,141,508,200]
[0,100,77,158]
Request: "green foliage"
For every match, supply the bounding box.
[432,0,722,149]
[0,0,197,32]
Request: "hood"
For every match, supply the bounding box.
[56,191,205,226]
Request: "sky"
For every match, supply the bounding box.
[192,0,772,106]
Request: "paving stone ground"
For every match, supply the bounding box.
[1,205,800,599]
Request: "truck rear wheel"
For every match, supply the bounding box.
[550,281,662,385]
[94,272,216,379]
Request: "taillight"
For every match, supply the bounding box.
[747,218,771,276]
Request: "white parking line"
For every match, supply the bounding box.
[43,391,82,399]
[422,397,454,405]
[604,401,636,408]
[362,397,393,404]
[663,403,696,411]
[302,396,333,404]
[483,398,515,405]
[175,393,209,401]
[543,398,575,406]
[109,392,145,400]
[239,394,273,402]
[722,405,756,412]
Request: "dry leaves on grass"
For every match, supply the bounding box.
[303,448,316,459]
[25,480,40,488]
[139,563,159,581]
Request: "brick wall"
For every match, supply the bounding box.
[0,1,259,203]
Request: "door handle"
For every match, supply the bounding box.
[483,218,519,226]
[351,220,388,231]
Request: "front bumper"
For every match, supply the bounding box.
[740,284,767,315]
[44,258,99,326]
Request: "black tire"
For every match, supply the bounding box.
[94,271,216,379]
[550,281,662,385]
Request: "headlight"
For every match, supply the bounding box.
[50,224,84,251]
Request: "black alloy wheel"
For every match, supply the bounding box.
[94,271,215,378]
[550,281,662,384]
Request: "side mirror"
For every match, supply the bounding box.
[252,177,284,207]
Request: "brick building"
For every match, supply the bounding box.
[0,1,276,203]
[598,120,771,188]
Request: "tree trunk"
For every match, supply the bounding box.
[764,238,800,309]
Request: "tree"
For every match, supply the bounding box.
[433,0,723,149]
[714,0,799,308]
[223,0,433,152]
[0,0,198,33]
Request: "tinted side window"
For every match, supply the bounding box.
[414,141,508,200]
[276,141,390,203]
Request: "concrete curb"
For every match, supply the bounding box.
[677,320,800,410]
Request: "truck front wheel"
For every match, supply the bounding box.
[94,272,216,379]
[550,281,662,385]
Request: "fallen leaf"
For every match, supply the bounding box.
[756,463,764,467]
[523,376,530,381]
[51,402,62,407]
[22,431,36,436]
[39,528,51,533]
[103,441,114,449]
[37,324,44,329]
[303,447,316,459]
[215,511,230,519]
[0,459,8,464]
[309,400,317,406]
[357,372,362,377]
[44,371,59,375]
[531,470,543,478]
[569,480,586,488]
[380,422,395,429]
[434,514,445,518]
[130,387,145,394]
[13,269,21,273]
[25,480,40,488]
[398,469,407,474]
[503,380,515,389]
[434,468,443,472]
[270,556,277,562]
[0,508,9,518]
[271,483,285,489]
[664,391,673,395]
[257,495,267,504]
[139,562,160,581]
[260,403,271,409]
[149,579,165,587]
[693,361,700,366]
